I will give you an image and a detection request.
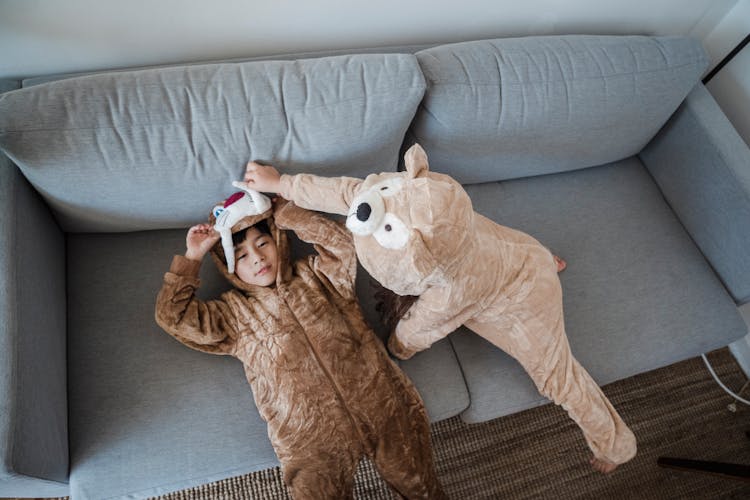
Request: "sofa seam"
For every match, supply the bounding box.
[0,469,69,486]
[7,167,19,475]
[92,462,280,500]
[0,84,426,135]
[21,52,421,89]
[460,397,549,424]
[448,331,550,422]
[422,59,705,87]
[446,336,472,411]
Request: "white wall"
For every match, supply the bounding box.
[0,0,739,79]
[704,0,750,146]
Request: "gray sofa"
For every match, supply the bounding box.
[1,34,749,499]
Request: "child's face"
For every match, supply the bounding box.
[234,227,278,287]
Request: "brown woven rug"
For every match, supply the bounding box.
[154,348,750,499]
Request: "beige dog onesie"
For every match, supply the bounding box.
[275,144,637,467]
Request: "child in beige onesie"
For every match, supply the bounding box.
[243,144,637,474]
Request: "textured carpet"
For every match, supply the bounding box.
[155,348,750,499]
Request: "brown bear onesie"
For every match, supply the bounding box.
[155,200,446,499]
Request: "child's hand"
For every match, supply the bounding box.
[244,161,281,193]
[185,224,220,261]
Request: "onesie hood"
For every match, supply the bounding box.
[341,144,476,296]
[209,184,291,294]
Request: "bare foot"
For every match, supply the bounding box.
[553,255,567,273]
[590,457,618,474]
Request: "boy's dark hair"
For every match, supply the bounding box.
[372,280,418,335]
[232,219,271,246]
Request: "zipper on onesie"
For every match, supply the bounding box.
[278,286,368,445]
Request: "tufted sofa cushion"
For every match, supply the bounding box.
[411,35,709,184]
[0,54,425,232]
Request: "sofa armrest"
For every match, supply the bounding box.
[640,83,750,305]
[0,154,69,496]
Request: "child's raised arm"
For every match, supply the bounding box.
[154,225,238,355]
[273,200,358,300]
[244,161,363,216]
[185,223,221,261]
[243,162,282,193]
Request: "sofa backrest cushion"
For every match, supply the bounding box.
[411,35,709,184]
[0,54,425,232]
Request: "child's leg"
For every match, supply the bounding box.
[464,265,636,469]
[531,329,637,467]
[466,313,636,468]
[281,448,360,500]
[370,392,447,499]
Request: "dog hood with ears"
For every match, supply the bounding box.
[400,144,477,280]
[208,183,291,294]
[341,144,477,295]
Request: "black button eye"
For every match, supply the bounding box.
[384,224,392,232]
[381,186,388,191]
[356,203,372,222]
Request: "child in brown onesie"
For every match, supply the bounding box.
[155,188,446,499]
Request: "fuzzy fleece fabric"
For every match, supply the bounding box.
[155,200,446,499]
[278,144,637,466]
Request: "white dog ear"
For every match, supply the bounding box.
[404,143,429,178]
[231,181,272,213]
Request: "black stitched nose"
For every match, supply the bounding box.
[356,203,372,222]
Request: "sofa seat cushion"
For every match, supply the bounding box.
[67,228,468,499]
[395,338,470,421]
[67,230,278,499]
[350,259,470,422]
[452,156,747,423]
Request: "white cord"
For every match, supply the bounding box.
[701,353,750,406]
